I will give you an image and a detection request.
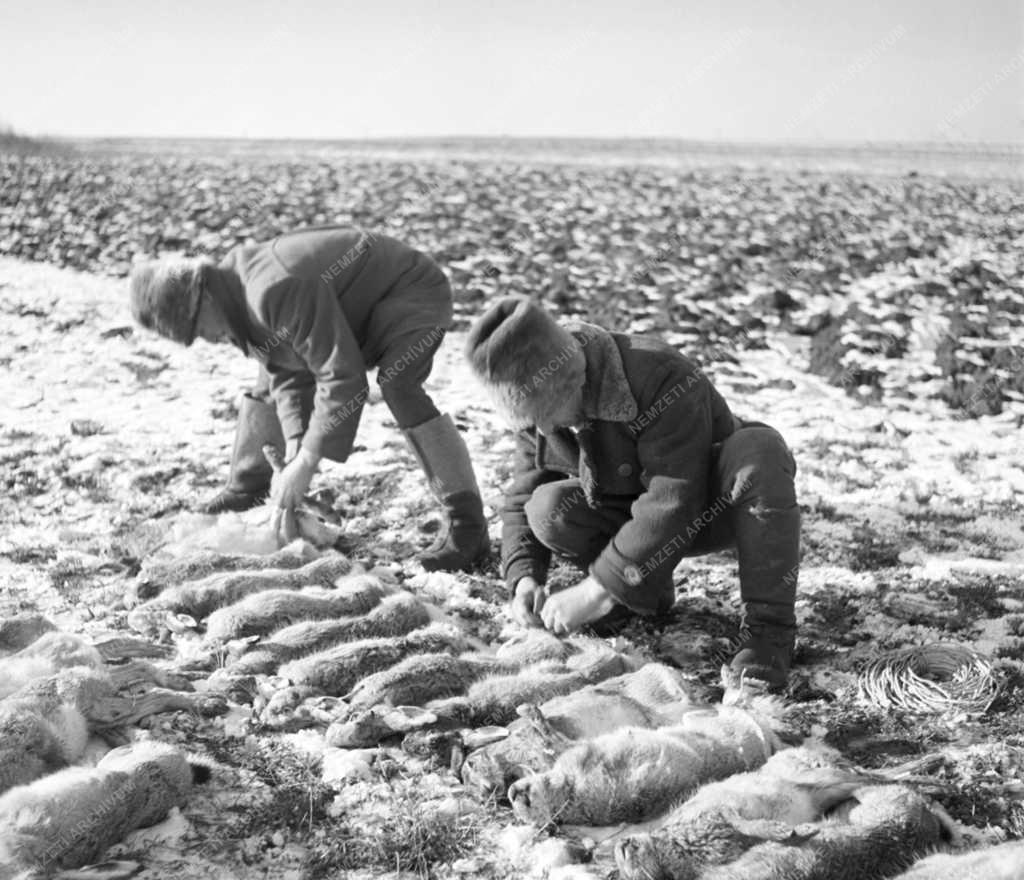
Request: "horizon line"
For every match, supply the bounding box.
[35,133,1024,153]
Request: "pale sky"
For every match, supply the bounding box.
[1,0,1021,143]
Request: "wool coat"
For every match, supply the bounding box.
[209,226,452,462]
[501,323,741,613]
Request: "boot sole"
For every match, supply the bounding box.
[195,492,269,515]
[419,539,491,574]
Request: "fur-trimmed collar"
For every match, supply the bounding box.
[567,321,638,423]
[209,260,265,357]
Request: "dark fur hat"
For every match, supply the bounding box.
[128,259,209,346]
[465,296,584,421]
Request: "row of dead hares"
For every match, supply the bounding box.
[119,548,1024,878]
[133,548,1024,879]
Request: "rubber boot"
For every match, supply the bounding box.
[404,414,490,572]
[197,394,285,515]
[728,503,801,690]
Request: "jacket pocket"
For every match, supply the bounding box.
[592,454,643,496]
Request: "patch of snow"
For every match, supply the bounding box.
[321,746,376,785]
[911,557,1024,581]
[798,566,879,595]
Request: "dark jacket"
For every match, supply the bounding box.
[501,323,740,613]
[212,226,452,462]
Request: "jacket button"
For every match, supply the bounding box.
[623,564,643,586]
[617,463,633,477]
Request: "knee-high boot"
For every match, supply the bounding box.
[728,502,801,690]
[197,394,284,515]
[403,414,490,572]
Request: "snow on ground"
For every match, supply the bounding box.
[2,254,1024,877]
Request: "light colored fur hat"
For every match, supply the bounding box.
[465,296,584,423]
[128,258,210,346]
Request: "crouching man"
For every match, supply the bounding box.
[465,296,800,689]
[128,226,489,572]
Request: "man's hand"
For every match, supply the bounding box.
[540,575,616,635]
[511,576,547,627]
[271,447,319,544]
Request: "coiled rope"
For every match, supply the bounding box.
[857,643,1001,716]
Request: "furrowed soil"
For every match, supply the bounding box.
[1,140,1023,879]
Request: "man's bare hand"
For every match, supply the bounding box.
[511,576,547,628]
[269,505,299,544]
[270,447,319,544]
[540,575,616,635]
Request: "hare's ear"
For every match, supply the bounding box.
[781,826,819,846]
[731,816,819,846]
[382,705,437,731]
[517,702,556,731]
[462,726,509,749]
[56,858,146,879]
[516,703,572,755]
[262,444,286,473]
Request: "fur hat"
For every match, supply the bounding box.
[128,259,208,346]
[465,296,584,421]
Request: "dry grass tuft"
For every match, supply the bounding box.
[303,788,485,879]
